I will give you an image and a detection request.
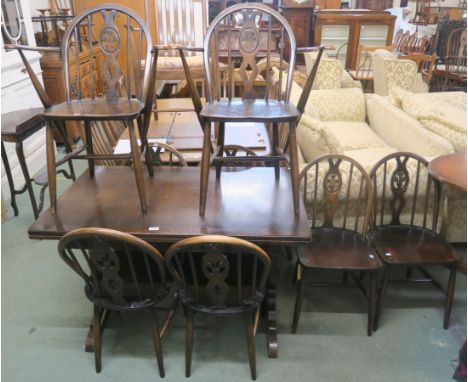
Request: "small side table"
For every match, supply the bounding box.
[1,108,75,219]
[429,150,467,273]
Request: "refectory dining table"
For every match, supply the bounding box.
[28,165,311,358]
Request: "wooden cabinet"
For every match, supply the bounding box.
[314,9,396,69]
[280,5,316,64]
[40,45,103,143]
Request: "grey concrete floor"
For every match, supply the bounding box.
[1,159,467,382]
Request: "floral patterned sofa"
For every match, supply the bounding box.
[366,89,467,242]
[273,68,466,242]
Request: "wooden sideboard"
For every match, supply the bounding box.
[40,45,104,144]
[314,9,396,70]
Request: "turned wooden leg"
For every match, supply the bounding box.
[128,120,147,213]
[199,121,211,216]
[444,265,457,329]
[272,122,280,180]
[215,122,225,179]
[84,121,94,178]
[151,309,165,377]
[93,305,102,373]
[244,311,257,380]
[185,307,194,378]
[16,140,39,219]
[137,115,154,177]
[374,265,391,331]
[46,122,57,214]
[2,142,18,216]
[367,272,377,337]
[291,263,305,334]
[288,122,300,216]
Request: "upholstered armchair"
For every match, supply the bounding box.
[371,49,428,95]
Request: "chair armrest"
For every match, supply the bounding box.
[296,44,335,54]
[152,44,203,53]
[3,44,60,53]
[366,95,454,157]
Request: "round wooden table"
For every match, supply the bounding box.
[429,150,467,273]
[428,150,467,192]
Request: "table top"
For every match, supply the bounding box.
[1,107,45,140]
[28,166,311,244]
[428,150,467,192]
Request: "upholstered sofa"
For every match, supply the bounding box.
[366,89,467,242]
[274,65,466,242]
[371,49,429,95]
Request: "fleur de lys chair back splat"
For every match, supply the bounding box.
[58,227,178,376]
[369,152,460,332]
[179,3,326,216]
[165,235,271,380]
[40,4,159,214]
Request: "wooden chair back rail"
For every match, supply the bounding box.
[444,28,467,73]
[61,4,152,103]
[369,152,440,232]
[58,227,170,310]
[202,3,297,103]
[352,44,394,80]
[151,142,188,167]
[299,154,373,235]
[165,235,271,311]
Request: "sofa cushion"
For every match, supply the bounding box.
[306,88,366,122]
[323,121,388,151]
[390,88,467,151]
[343,147,397,173]
[297,115,343,162]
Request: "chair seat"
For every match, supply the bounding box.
[200,99,300,123]
[299,228,382,271]
[42,98,145,121]
[371,225,461,266]
[348,70,374,81]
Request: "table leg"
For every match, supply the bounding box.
[85,308,110,353]
[46,122,57,213]
[1,142,18,216]
[16,141,39,219]
[266,263,279,358]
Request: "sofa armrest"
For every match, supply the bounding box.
[366,95,454,157]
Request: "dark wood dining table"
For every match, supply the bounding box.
[28,165,311,358]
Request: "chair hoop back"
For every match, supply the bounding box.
[369,152,441,232]
[165,235,271,313]
[58,227,169,311]
[299,154,373,235]
[61,4,152,103]
[203,3,297,103]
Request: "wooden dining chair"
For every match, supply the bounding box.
[40,4,158,214]
[58,227,177,376]
[369,152,461,331]
[400,53,436,85]
[291,155,382,336]
[348,45,395,82]
[179,3,325,216]
[165,235,271,380]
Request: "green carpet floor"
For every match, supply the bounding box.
[2,161,466,382]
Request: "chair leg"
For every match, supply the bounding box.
[199,121,211,216]
[93,305,102,373]
[45,122,57,214]
[244,311,257,380]
[2,141,19,216]
[137,115,154,177]
[151,309,165,378]
[374,265,391,332]
[84,121,94,178]
[291,258,299,285]
[367,272,377,337]
[128,120,147,213]
[272,122,280,180]
[291,264,305,334]
[444,265,457,329]
[215,122,225,179]
[185,307,194,378]
[288,122,300,216]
